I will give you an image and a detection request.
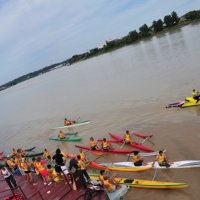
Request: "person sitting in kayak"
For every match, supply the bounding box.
[64,118,72,126]
[124,130,132,144]
[89,137,100,150]
[132,151,147,166]
[101,138,111,151]
[155,150,173,168]
[192,89,200,103]
[58,130,66,139]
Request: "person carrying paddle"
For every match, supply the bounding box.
[124,130,132,144]
[58,130,66,139]
[89,137,100,150]
[101,138,111,151]
[131,151,147,166]
[155,150,173,168]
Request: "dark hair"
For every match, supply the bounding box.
[100,170,105,175]
[36,157,41,162]
[126,130,129,134]
[103,138,106,141]
[47,164,52,169]
[56,149,61,154]
[133,151,139,155]
[159,150,163,154]
[32,157,36,161]
[77,155,81,160]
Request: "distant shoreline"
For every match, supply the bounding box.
[1,10,200,92]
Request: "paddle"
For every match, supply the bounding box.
[120,141,125,149]
[139,135,155,146]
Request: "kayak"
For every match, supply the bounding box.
[64,132,78,135]
[75,145,134,154]
[25,152,44,158]
[113,160,200,169]
[91,162,152,172]
[51,120,90,130]
[166,101,185,108]
[0,152,3,155]
[127,149,166,158]
[180,96,200,107]
[49,137,81,141]
[25,147,36,151]
[108,133,154,152]
[98,133,153,143]
[89,173,188,189]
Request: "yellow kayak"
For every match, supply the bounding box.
[182,97,200,107]
[107,165,153,172]
[89,173,189,189]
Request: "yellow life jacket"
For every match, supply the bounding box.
[124,134,131,142]
[103,179,114,192]
[35,162,45,172]
[131,155,138,163]
[79,152,85,160]
[43,151,50,158]
[90,140,96,148]
[78,160,86,170]
[99,175,104,183]
[32,161,40,175]
[157,155,165,164]
[192,90,198,97]
[20,162,29,171]
[102,141,109,148]
[7,160,15,167]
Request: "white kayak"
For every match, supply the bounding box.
[51,120,90,130]
[127,149,166,158]
[113,160,200,169]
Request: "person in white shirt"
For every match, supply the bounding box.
[0,166,17,190]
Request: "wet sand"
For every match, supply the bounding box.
[1,22,200,199]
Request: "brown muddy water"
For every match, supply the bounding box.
[1,22,200,200]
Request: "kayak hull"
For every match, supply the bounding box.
[108,133,154,152]
[64,132,78,135]
[49,137,81,141]
[51,120,90,130]
[89,173,188,189]
[75,145,134,154]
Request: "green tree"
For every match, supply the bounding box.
[139,24,151,37]
[127,30,139,43]
[164,15,173,27]
[171,11,179,24]
[152,19,163,32]
[185,10,200,20]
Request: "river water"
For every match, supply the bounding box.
[1,22,200,200]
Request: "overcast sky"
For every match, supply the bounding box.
[0,0,199,85]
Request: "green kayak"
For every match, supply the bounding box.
[25,152,44,158]
[49,137,81,141]
[64,132,78,135]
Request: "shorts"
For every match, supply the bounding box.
[134,160,143,166]
[24,170,31,174]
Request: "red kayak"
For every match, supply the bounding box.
[75,145,134,154]
[108,133,154,152]
[98,132,153,143]
[0,152,4,155]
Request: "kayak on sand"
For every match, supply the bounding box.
[51,120,90,130]
[75,145,134,154]
[89,173,188,189]
[108,133,154,152]
[49,137,81,141]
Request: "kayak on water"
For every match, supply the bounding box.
[64,132,78,135]
[113,160,200,169]
[182,97,200,107]
[25,147,36,151]
[51,120,90,130]
[89,173,188,189]
[75,145,134,154]
[108,133,154,152]
[127,149,166,158]
[49,137,81,141]
[90,161,152,172]
[98,132,153,143]
[166,101,185,108]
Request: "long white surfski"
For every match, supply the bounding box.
[51,120,90,130]
[113,160,200,169]
[127,149,166,158]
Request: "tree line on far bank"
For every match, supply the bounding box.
[0,10,200,91]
